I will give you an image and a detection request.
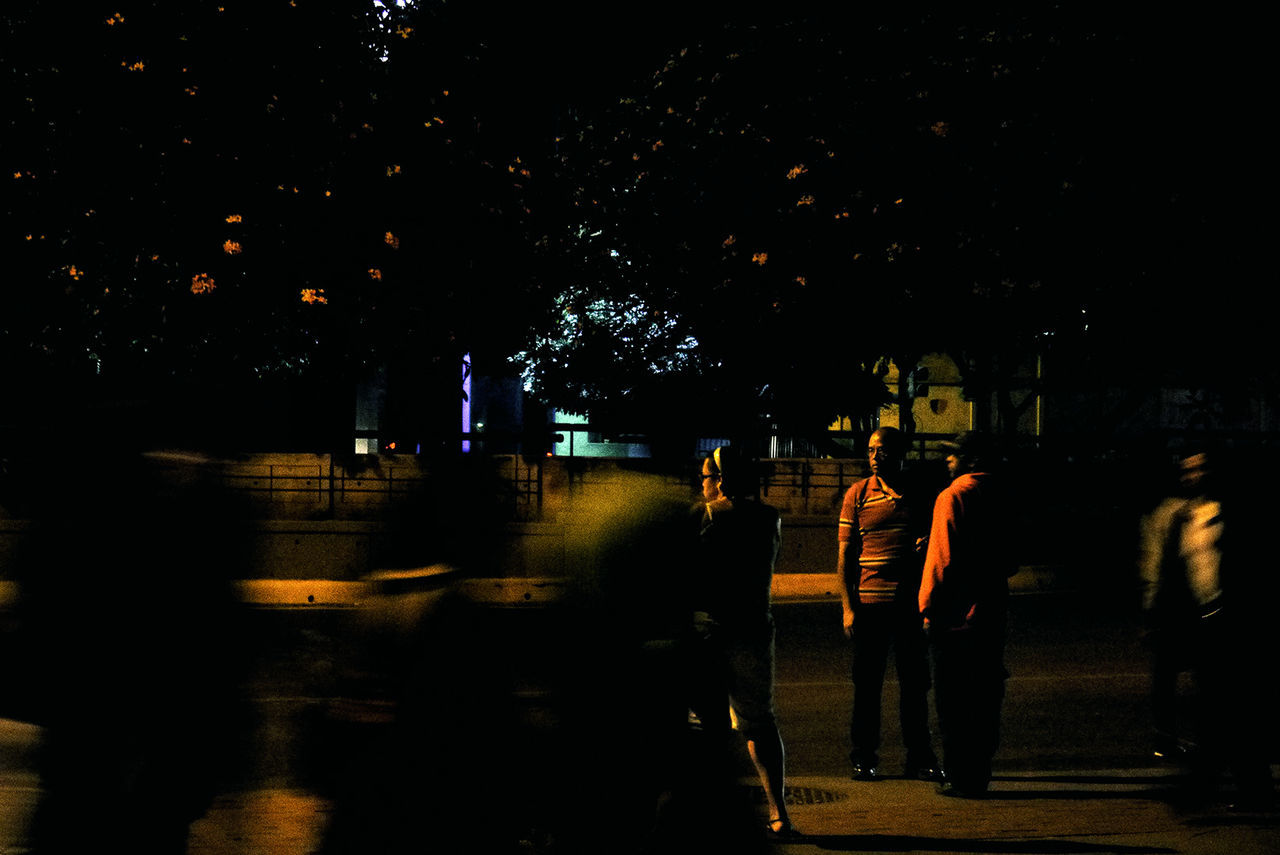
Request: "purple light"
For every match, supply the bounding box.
[462,355,472,453]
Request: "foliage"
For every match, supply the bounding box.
[4,4,1267,449]
[3,0,555,445]
[509,8,1270,439]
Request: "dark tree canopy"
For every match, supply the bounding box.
[4,4,1268,450]
[4,1,565,447]
[509,8,1270,440]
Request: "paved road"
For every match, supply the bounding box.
[224,587,1177,788]
[3,586,1278,854]
[773,591,1161,779]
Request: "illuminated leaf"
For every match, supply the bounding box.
[190,273,216,294]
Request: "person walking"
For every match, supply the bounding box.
[688,446,796,839]
[918,431,1015,798]
[1138,446,1275,810]
[836,426,941,781]
[1137,452,1200,762]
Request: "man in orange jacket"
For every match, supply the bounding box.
[919,431,1016,798]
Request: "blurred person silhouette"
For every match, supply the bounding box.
[1137,451,1201,761]
[9,431,250,854]
[310,458,526,854]
[836,426,940,782]
[684,445,795,842]
[918,431,1016,798]
[550,473,757,855]
[311,566,525,854]
[1138,445,1275,810]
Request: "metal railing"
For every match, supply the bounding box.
[205,454,543,519]
[164,437,981,522]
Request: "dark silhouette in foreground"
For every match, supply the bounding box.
[7,447,250,854]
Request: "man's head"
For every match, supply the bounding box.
[940,430,993,480]
[701,452,723,501]
[867,427,906,477]
[1178,451,1214,497]
[703,445,754,500]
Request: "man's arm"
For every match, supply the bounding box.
[919,489,958,624]
[1137,500,1178,614]
[836,486,861,638]
[836,539,858,638]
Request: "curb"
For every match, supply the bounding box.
[0,566,1076,611]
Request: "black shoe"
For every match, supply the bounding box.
[936,781,987,799]
[851,763,881,781]
[1226,790,1277,814]
[906,763,945,782]
[1153,736,1197,761]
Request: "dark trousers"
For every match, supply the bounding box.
[1146,624,1190,751]
[850,601,935,769]
[930,623,1007,793]
[1187,609,1274,803]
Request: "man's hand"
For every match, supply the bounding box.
[842,605,855,638]
[915,535,928,553]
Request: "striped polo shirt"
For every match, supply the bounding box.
[838,477,918,604]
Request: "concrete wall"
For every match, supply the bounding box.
[0,452,868,588]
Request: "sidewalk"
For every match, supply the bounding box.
[5,726,1278,854]
[763,770,1280,855]
[4,770,1276,854]
[174,768,1280,854]
[188,772,1277,855]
